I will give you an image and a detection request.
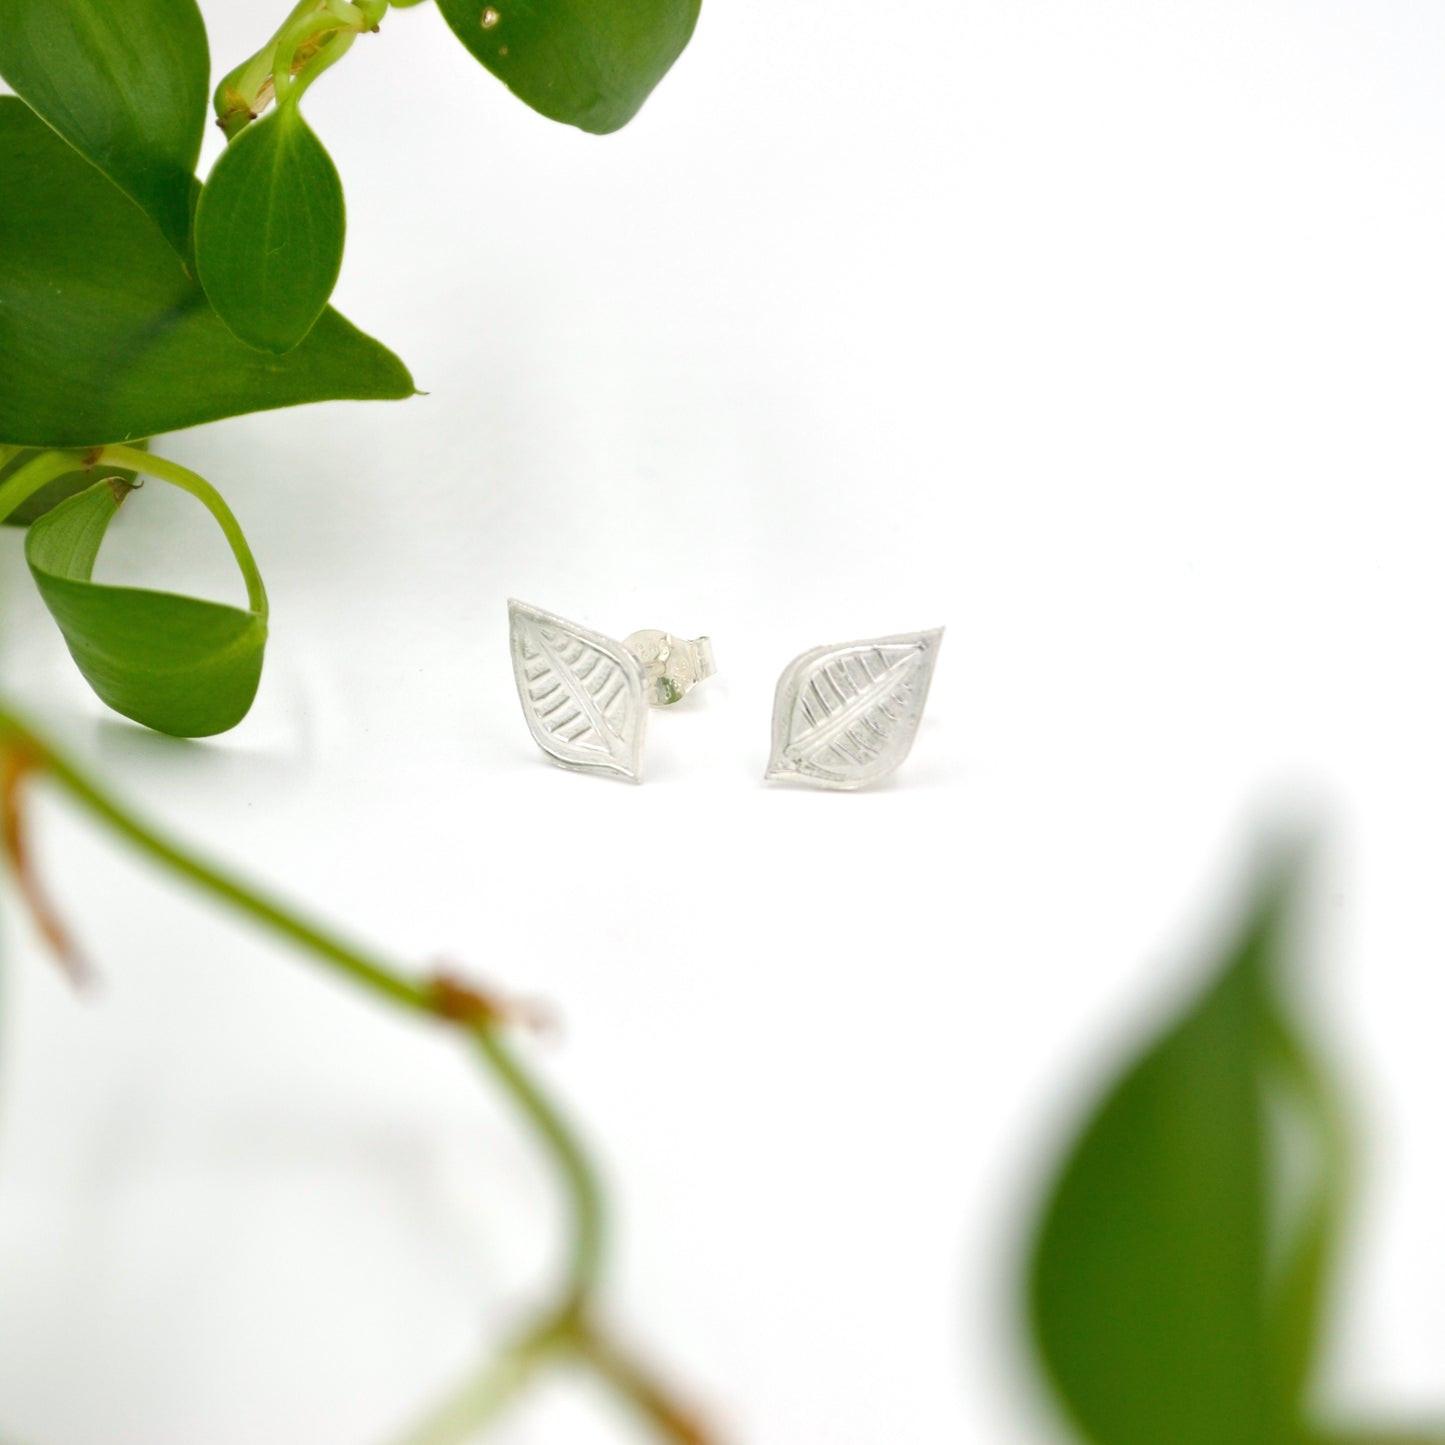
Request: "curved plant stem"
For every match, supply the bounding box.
[476,1030,606,1306]
[396,1318,570,1445]
[0,452,83,527]
[274,15,356,106]
[229,0,389,116]
[0,706,602,1300]
[574,1323,715,1445]
[98,446,269,619]
[7,715,423,1010]
[291,26,360,104]
[395,1315,716,1445]
[0,709,713,1443]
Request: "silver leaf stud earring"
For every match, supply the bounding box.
[765,628,943,790]
[508,599,716,782]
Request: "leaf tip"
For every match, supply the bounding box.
[105,474,142,507]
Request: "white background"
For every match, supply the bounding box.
[2,1,1444,1440]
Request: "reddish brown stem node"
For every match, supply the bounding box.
[427,968,556,1034]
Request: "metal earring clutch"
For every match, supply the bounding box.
[508,599,715,783]
[765,628,942,790]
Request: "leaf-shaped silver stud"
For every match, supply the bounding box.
[765,629,943,790]
[509,599,648,782]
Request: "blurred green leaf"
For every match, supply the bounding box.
[1264,1004,1349,1411]
[0,0,209,254]
[435,0,700,134]
[195,105,346,354]
[0,445,146,528]
[1027,854,1341,1445]
[26,478,267,738]
[0,97,413,448]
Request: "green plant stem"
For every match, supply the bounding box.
[290,26,360,106]
[0,446,268,623]
[98,446,269,619]
[273,12,355,105]
[396,1317,713,1445]
[269,0,340,92]
[0,712,715,1442]
[233,0,390,115]
[0,705,606,1317]
[477,1028,606,1303]
[573,1324,712,1445]
[0,452,81,526]
[396,1319,570,1445]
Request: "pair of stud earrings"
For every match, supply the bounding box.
[508,599,943,790]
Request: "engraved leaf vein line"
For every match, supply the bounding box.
[790,651,921,761]
[528,625,630,760]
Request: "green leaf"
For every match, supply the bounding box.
[435,0,701,134]
[0,445,146,528]
[26,477,267,738]
[0,0,209,254]
[1027,853,1342,1445]
[195,105,347,355]
[0,98,413,448]
[1264,1006,1349,1412]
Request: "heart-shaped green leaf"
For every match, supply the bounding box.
[26,475,268,738]
[195,105,346,355]
[435,0,701,134]
[0,0,209,254]
[1027,853,1342,1445]
[0,98,413,448]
